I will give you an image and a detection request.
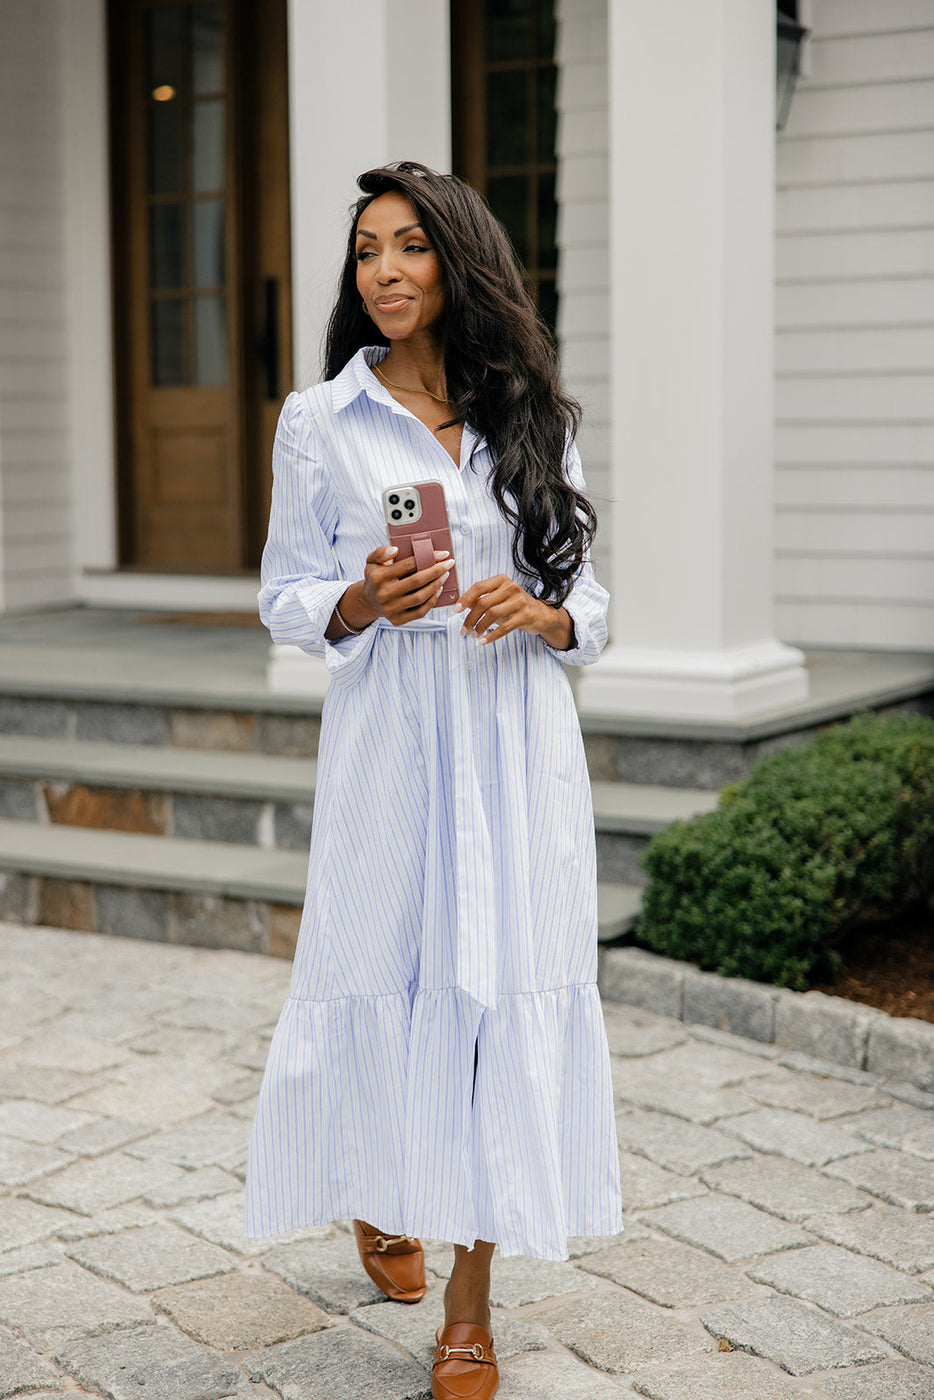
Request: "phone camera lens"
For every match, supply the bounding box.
[388,493,399,505]
[391,509,402,521]
[404,498,415,511]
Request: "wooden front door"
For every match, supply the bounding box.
[109,0,291,573]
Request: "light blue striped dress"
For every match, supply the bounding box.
[245,347,623,1260]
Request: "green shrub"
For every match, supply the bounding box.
[635,710,934,990]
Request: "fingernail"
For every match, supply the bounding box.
[452,602,464,613]
[386,546,398,556]
[434,550,450,560]
[459,625,469,637]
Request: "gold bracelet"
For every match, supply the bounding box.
[334,598,365,636]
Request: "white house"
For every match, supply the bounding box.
[0,0,931,725]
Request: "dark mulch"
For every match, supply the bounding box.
[814,906,934,1025]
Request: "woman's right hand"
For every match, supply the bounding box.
[361,545,452,626]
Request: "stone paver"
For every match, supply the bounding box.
[0,1099,94,1144]
[55,1323,244,1400]
[125,1111,248,1168]
[496,1350,628,1397]
[701,1295,887,1374]
[632,1351,822,1399]
[579,1236,757,1308]
[539,1289,710,1374]
[617,1110,752,1174]
[615,1060,759,1125]
[0,1135,72,1186]
[823,1149,934,1212]
[0,1196,74,1251]
[246,1326,431,1400]
[487,1255,598,1308]
[618,1149,709,1209]
[858,1302,934,1365]
[817,1360,934,1400]
[640,1192,809,1262]
[842,1104,934,1160]
[603,1004,688,1059]
[700,1153,871,1222]
[806,1201,934,1274]
[0,1323,63,1394]
[747,1244,931,1317]
[745,1068,884,1120]
[718,1108,869,1167]
[24,1150,184,1213]
[262,1235,388,1314]
[153,1270,333,1350]
[0,1259,153,1349]
[2,923,934,1400]
[64,1220,234,1292]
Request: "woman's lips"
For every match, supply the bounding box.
[374,296,411,312]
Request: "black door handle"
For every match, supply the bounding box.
[257,277,279,400]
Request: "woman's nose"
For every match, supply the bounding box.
[375,252,401,282]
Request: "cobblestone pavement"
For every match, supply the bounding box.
[0,923,932,1400]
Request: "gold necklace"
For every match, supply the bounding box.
[374,361,450,404]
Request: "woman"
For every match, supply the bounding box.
[246,162,622,1400]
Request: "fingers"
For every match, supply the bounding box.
[455,577,524,642]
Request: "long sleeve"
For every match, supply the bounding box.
[258,392,350,660]
[544,441,609,667]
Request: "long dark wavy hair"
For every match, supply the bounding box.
[323,161,596,605]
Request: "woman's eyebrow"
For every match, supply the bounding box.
[355,223,425,241]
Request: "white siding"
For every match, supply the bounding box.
[775,0,934,650]
[0,0,73,611]
[555,0,610,586]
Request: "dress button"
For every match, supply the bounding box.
[460,524,470,535]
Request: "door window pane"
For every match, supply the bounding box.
[487,0,531,61]
[487,70,528,168]
[146,5,184,94]
[536,65,557,163]
[192,3,225,94]
[486,174,529,264]
[151,298,187,385]
[537,277,557,333]
[149,99,182,195]
[194,295,227,383]
[192,99,225,192]
[150,203,184,288]
[193,200,225,287]
[537,171,557,271]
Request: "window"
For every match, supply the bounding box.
[451,0,559,330]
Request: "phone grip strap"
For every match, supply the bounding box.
[410,532,435,573]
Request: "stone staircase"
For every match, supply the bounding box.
[2,609,931,963]
[0,695,720,959]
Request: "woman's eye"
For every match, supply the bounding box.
[355,249,374,261]
[405,243,430,253]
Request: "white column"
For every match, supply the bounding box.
[268,0,451,696]
[63,0,118,586]
[575,0,808,721]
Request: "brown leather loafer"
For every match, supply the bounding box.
[351,1220,427,1303]
[432,1323,498,1400]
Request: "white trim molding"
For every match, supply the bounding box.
[576,639,809,721]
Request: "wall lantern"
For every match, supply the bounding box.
[776,13,808,131]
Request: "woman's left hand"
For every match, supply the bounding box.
[454,575,574,651]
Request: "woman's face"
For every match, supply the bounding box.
[355,192,445,343]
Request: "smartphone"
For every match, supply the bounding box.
[381,480,460,607]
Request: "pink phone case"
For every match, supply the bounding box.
[382,480,460,606]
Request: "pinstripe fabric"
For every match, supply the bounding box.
[245,348,623,1259]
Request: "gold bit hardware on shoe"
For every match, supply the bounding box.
[374,1233,415,1252]
[437,1344,489,1363]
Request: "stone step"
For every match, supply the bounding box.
[0,736,720,877]
[0,818,641,955]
